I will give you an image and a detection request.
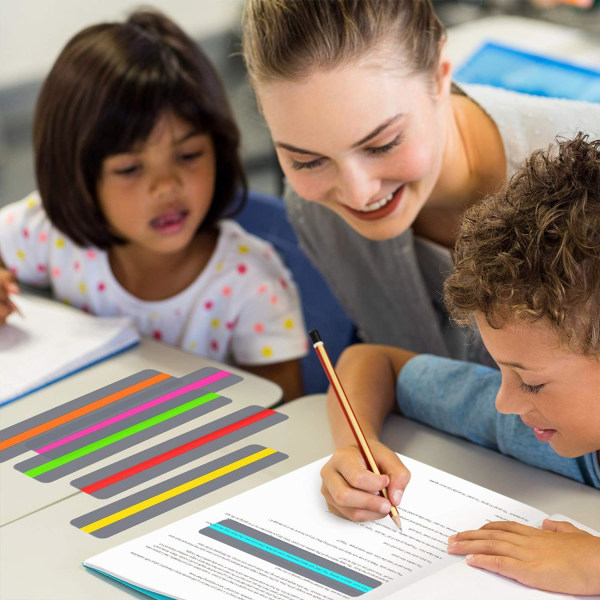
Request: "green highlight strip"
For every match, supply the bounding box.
[25,393,219,478]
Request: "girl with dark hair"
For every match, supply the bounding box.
[0,10,306,401]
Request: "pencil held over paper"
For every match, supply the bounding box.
[309,329,402,531]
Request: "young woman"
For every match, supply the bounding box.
[241,0,600,365]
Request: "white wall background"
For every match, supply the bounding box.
[0,0,244,88]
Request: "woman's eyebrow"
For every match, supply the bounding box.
[352,114,403,148]
[274,113,404,157]
[274,141,319,155]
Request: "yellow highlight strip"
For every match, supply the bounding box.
[81,448,277,533]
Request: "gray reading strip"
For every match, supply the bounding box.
[27,368,241,456]
[0,370,164,462]
[14,395,231,482]
[71,444,287,538]
[200,519,381,597]
[71,406,287,498]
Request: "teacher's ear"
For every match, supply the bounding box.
[432,43,452,101]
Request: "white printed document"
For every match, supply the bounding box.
[0,294,139,405]
[84,455,594,599]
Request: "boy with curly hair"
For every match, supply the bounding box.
[319,133,600,595]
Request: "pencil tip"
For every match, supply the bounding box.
[392,515,402,531]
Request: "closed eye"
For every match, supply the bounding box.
[520,382,544,394]
[113,164,141,176]
[367,134,403,156]
[290,156,326,171]
[178,150,204,162]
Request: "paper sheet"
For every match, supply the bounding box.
[84,454,581,600]
[0,294,139,405]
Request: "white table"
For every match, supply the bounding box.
[1,390,598,600]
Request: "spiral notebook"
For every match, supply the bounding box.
[0,294,139,406]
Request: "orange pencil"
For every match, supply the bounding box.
[310,329,402,531]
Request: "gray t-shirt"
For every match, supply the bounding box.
[284,84,600,366]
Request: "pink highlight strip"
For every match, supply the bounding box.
[36,371,230,454]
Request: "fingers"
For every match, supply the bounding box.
[463,553,525,580]
[320,444,410,522]
[542,518,580,533]
[448,522,540,558]
[448,533,526,561]
[377,450,410,506]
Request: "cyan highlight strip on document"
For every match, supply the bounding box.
[200,518,381,597]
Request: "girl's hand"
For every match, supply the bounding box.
[320,441,410,522]
[448,519,600,595]
[0,269,20,326]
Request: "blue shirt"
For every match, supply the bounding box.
[396,354,600,489]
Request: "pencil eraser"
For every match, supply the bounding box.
[308,329,322,344]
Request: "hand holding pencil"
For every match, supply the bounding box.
[311,331,413,529]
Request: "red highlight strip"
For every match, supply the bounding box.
[0,373,171,452]
[80,408,276,495]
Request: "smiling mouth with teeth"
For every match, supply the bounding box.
[356,186,403,213]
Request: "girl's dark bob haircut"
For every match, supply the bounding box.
[34,9,247,249]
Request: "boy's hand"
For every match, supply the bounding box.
[0,269,20,326]
[448,519,600,595]
[320,441,410,522]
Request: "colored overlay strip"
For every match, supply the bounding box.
[27,368,241,461]
[71,445,287,538]
[36,371,231,454]
[72,406,286,498]
[21,393,220,479]
[200,519,380,597]
[0,370,169,461]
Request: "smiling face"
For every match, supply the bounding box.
[476,314,600,459]
[97,111,216,258]
[256,51,452,241]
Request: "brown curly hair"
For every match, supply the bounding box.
[444,133,600,357]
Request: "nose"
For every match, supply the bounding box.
[336,162,380,209]
[495,378,531,416]
[150,167,181,199]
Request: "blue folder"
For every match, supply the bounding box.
[454,40,600,103]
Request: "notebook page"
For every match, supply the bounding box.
[0,294,139,405]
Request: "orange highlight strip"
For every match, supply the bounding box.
[0,372,171,452]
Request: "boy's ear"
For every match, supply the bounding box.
[433,42,452,101]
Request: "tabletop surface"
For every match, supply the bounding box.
[1,387,598,600]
